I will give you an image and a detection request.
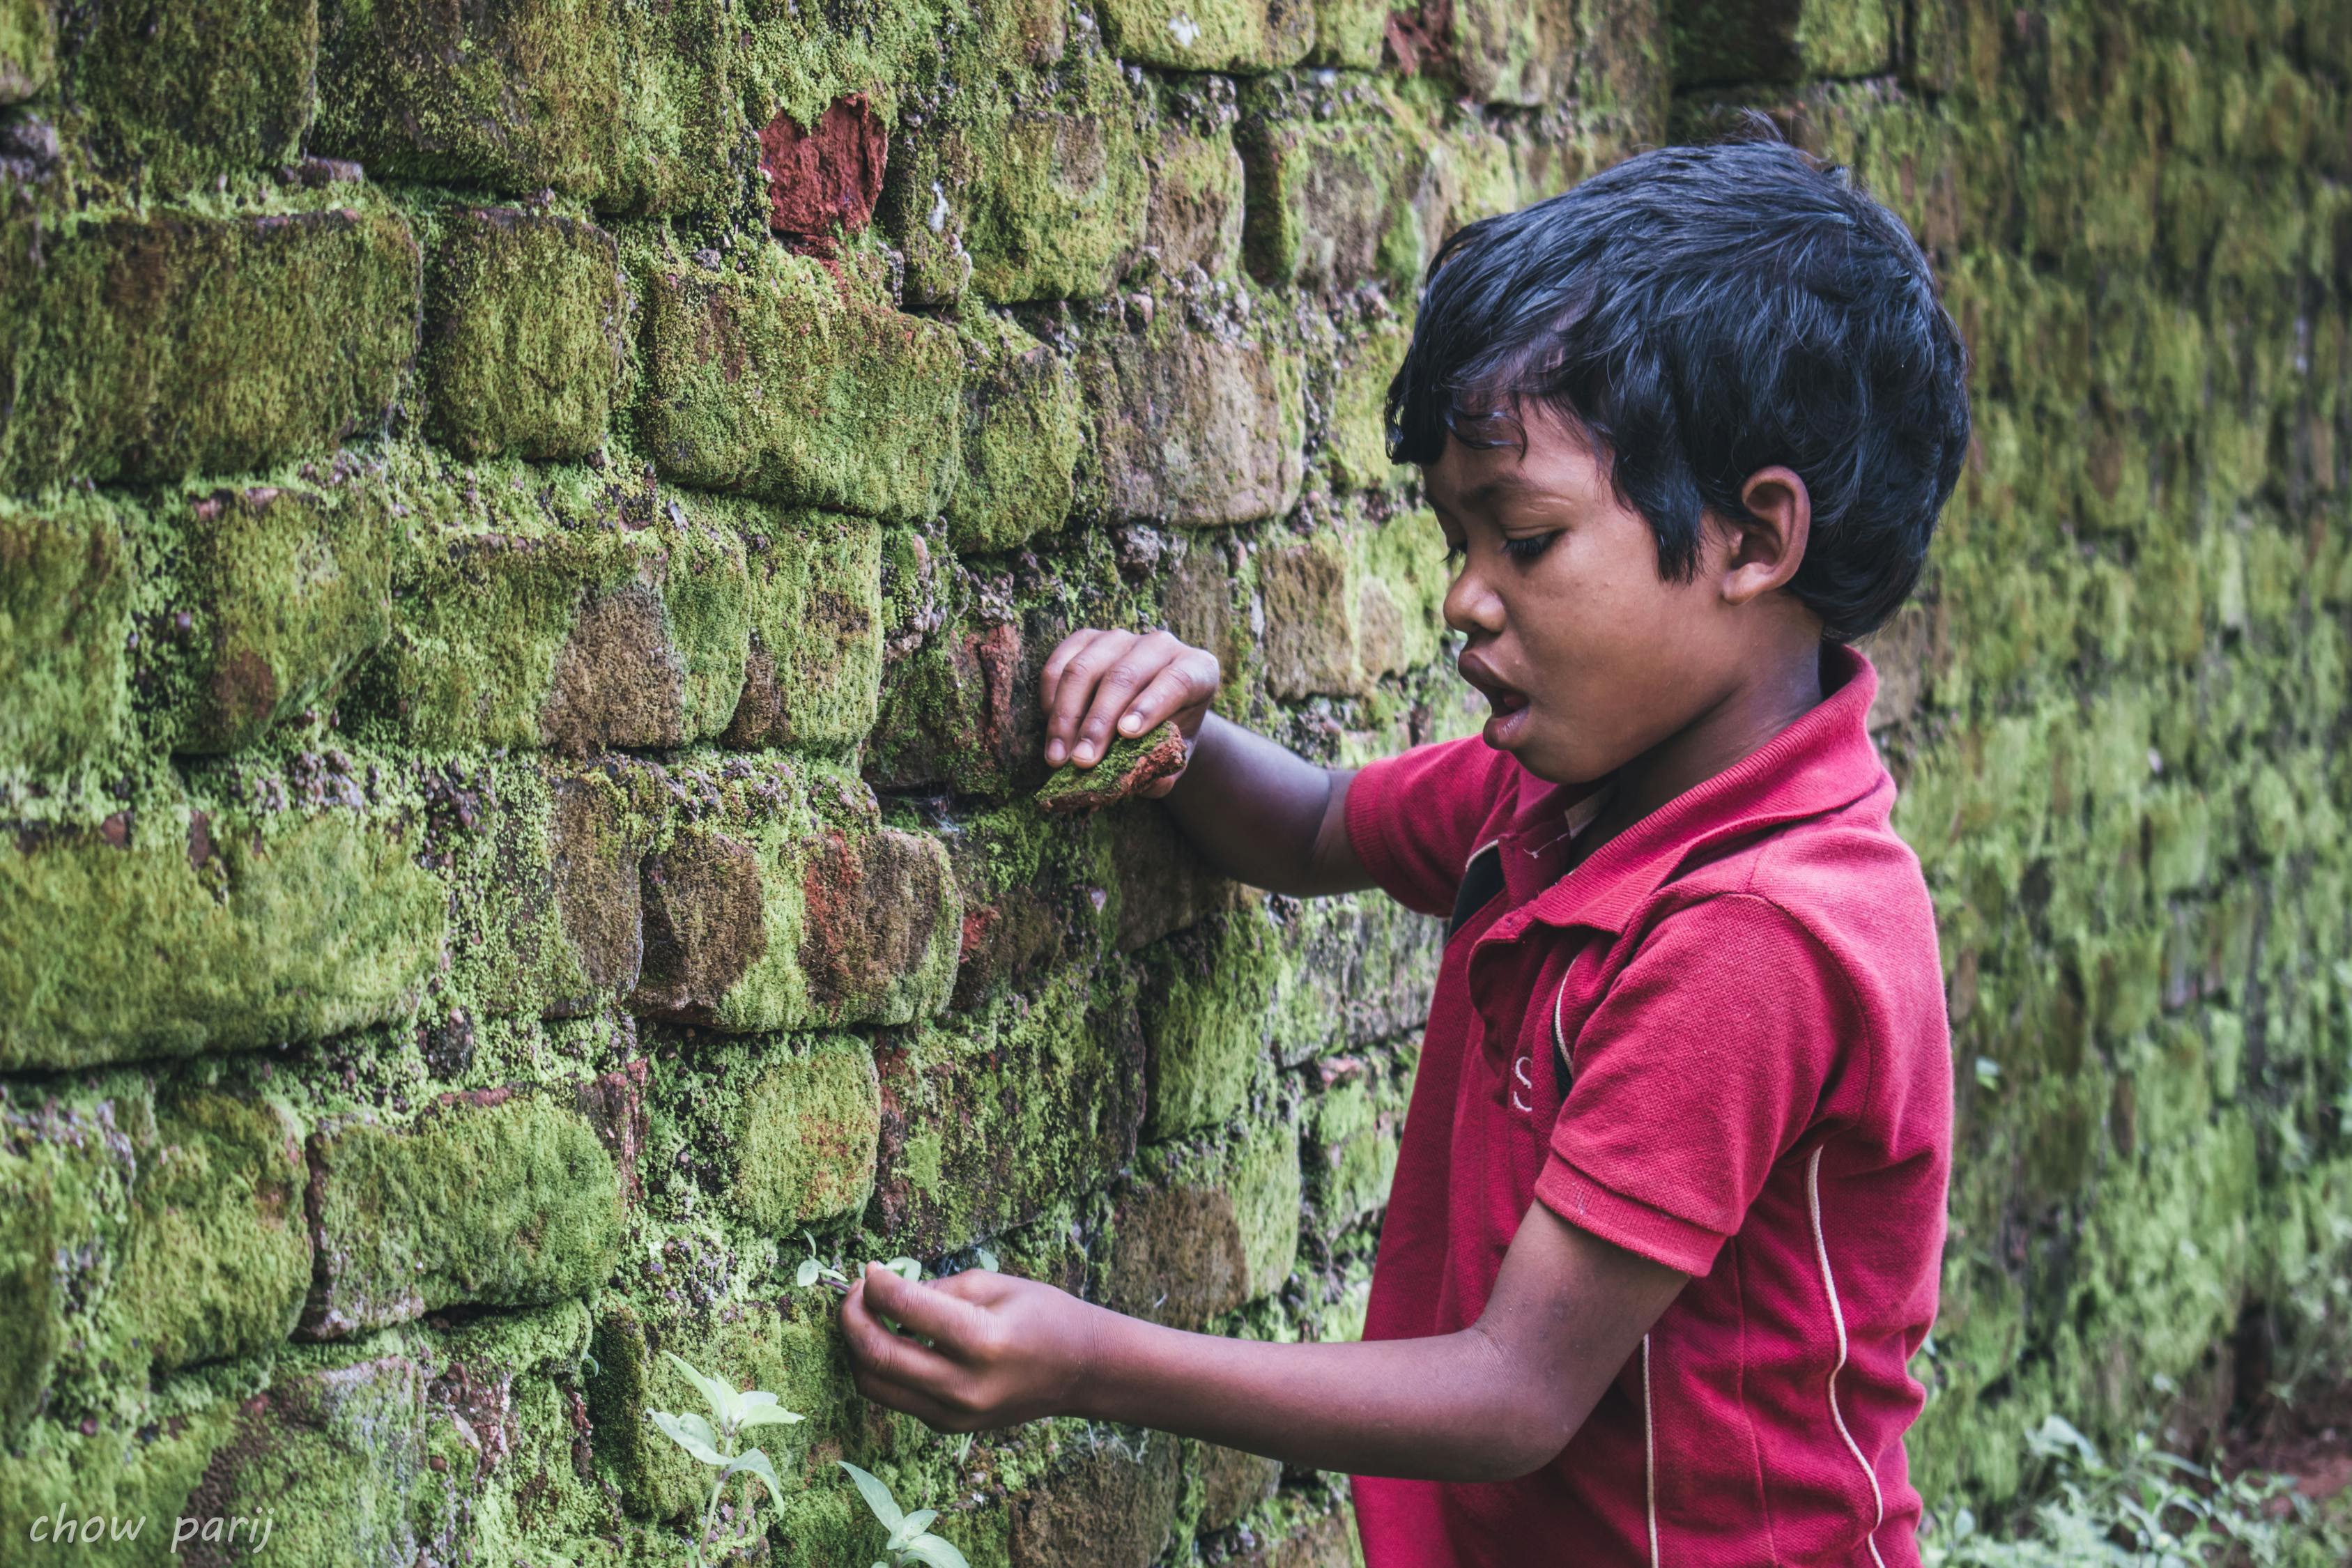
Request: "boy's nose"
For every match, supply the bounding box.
[1443,569,1507,638]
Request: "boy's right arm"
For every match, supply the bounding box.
[1040,628,1374,898]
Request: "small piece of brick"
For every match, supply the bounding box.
[1033,721,1187,815]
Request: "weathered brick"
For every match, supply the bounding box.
[1673,0,1894,87]
[1135,109,1247,279]
[64,0,317,188]
[724,508,884,751]
[0,0,52,103]
[1189,1439,1282,1533]
[1267,891,1442,1062]
[0,770,445,1072]
[1323,316,1413,491]
[434,756,661,1021]
[420,206,628,463]
[314,0,737,214]
[884,49,1150,305]
[1446,0,1578,105]
[0,491,130,773]
[1139,907,1282,1139]
[1300,1043,1413,1241]
[1257,509,1449,700]
[627,759,961,1034]
[1103,1112,1301,1329]
[0,205,420,491]
[642,1030,884,1234]
[1079,319,1306,525]
[1237,82,1428,293]
[351,459,751,754]
[1307,0,1386,68]
[868,967,1145,1255]
[0,1075,312,1425]
[933,799,1121,1008]
[1098,0,1314,75]
[141,470,395,755]
[946,312,1086,555]
[302,1085,626,1337]
[1010,1436,1183,1567]
[638,246,964,522]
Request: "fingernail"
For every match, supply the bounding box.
[1120,712,1142,734]
[1046,741,1064,764]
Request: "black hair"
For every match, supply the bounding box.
[1385,135,1971,643]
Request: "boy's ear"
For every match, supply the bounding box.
[1716,466,1812,606]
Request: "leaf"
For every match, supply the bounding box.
[663,1351,741,1431]
[837,1460,905,1532]
[885,1256,923,1282]
[898,1509,939,1539]
[724,1447,788,1513]
[650,1408,729,1468]
[902,1532,972,1568]
[734,1390,806,1431]
[972,1247,997,1272]
[797,1257,824,1289]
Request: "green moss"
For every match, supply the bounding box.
[419,205,629,463]
[867,965,1145,1256]
[717,1034,884,1232]
[1103,1112,1302,1329]
[1137,907,1284,1140]
[1300,1040,1413,1243]
[1323,318,1410,491]
[306,1089,624,1334]
[314,0,737,214]
[1236,77,1428,294]
[0,771,444,1072]
[1136,109,1247,279]
[1033,718,1187,813]
[0,0,53,102]
[1672,0,1892,86]
[0,490,130,774]
[945,310,1085,554]
[0,202,420,492]
[133,468,394,755]
[629,757,961,1034]
[1096,0,1314,75]
[883,46,1150,305]
[1077,302,1307,526]
[346,448,751,753]
[726,507,884,751]
[64,0,317,191]
[638,243,964,523]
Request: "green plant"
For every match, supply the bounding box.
[796,1229,848,1289]
[647,1351,805,1567]
[838,1461,971,1568]
[1924,1415,2350,1567]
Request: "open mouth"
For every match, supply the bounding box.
[1456,650,1532,745]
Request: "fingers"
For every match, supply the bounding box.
[1038,629,1105,730]
[1067,631,1186,769]
[1042,630,1135,767]
[840,1277,994,1434]
[1119,652,1218,741]
[860,1263,993,1348]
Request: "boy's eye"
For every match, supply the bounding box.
[1500,532,1561,562]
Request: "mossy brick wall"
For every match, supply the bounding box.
[0,0,2343,1562]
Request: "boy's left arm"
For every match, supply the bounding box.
[839,1201,1684,1482]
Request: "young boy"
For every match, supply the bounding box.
[840,138,1971,1566]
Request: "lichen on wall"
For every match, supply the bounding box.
[0,0,2344,1562]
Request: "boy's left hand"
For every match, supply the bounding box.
[840,1262,1100,1432]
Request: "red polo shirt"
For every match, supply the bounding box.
[1343,647,1951,1567]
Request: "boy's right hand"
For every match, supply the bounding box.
[1040,628,1221,796]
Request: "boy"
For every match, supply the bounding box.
[841,137,1971,1566]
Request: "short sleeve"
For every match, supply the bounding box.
[1344,737,1521,918]
[1533,895,1863,1276]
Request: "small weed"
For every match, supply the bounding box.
[1926,1415,2351,1567]
[646,1352,805,1567]
[838,1460,971,1568]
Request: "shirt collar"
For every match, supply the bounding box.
[1496,645,1889,938]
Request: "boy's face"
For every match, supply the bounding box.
[1424,401,1800,788]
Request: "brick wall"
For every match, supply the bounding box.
[0,0,2344,1562]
